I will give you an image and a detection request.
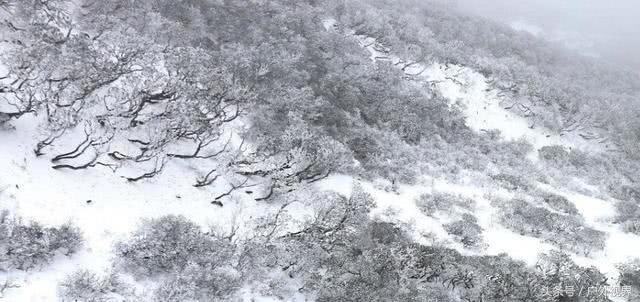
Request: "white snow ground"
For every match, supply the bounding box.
[0,116,276,301]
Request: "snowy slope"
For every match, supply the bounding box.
[0,16,637,302]
[332,18,606,159]
[0,116,273,301]
[316,172,640,302]
[319,18,640,301]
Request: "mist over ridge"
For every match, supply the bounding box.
[435,0,640,70]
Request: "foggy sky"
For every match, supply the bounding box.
[439,0,640,70]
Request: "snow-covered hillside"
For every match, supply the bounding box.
[326,19,640,299]
[0,116,269,300]
[1,21,638,300]
[334,19,605,157]
[1,1,640,301]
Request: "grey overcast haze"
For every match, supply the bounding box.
[444,0,640,70]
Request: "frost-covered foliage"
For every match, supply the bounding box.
[333,0,640,152]
[415,192,475,217]
[242,188,606,302]
[241,188,491,300]
[0,210,82,271]
[534,251,612,302]
[490,173,533,191]
[491,198,606,255]
[152,264,241,302]
[1,0,639,187]
[539,145,571,164]
[0,0,547,189]
[110,191,612,302]
[613,200,640,235]
[115,215,240,301]
[58,270,133,302]
[117,215,228,275]
[443,213,484,249]
[618,260,640,301]
[0,0,256,182]
[1,0,639,299]
[537,145,640,201]
[531,190,579,215]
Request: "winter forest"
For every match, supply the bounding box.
[0,0,639,301]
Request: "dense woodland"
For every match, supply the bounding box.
[0,0,639,301]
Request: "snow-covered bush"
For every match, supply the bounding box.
[618,259,640,301]
[535,251,611,302]
[0,211,82,271]
[566,148,592,169]
[48,223,84,256]
[538,145,570,164]
[238,112,355,197]
[116,215,241,300]
[492,199,606,255]
[443,213,484,248]
[533,191,579,215]
[490,173,532,191]
[153,262,241,302]
[416,192,475,217]
[368,221,407,245]
[614,200,640,235]
[349,130,422,184]
[58,270,133,302]
[613,185,640,204]
[313,243,455,302]
[116,215,236,276]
